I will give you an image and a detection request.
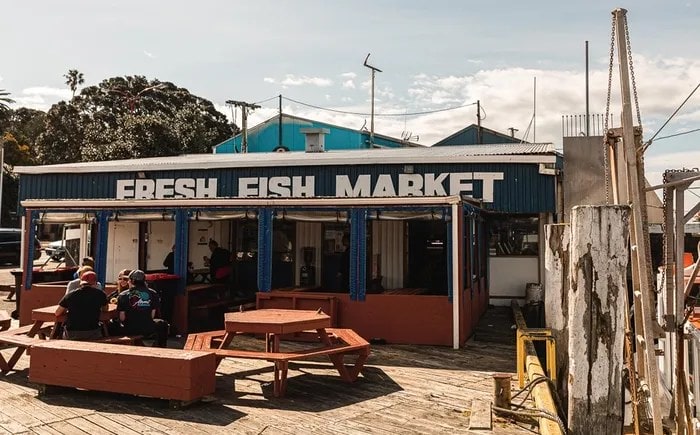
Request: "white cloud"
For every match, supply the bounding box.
[279,74,333,87]
[22,87,72,99]
[341,72,357,79]
[263,77,276,84]
[143,50,154,58]
[342,79,355,89]
[8,86,72,110]
[467,59,483,64]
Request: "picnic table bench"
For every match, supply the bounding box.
[0,310,10,332]
[185,321,370,397]
[0,322,54,373]
[29,340,217,407]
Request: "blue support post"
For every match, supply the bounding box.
[23,211,39,290]
[174,209,189,295]
[357,209,367,301]
[446,214,453,303]
[349,209,367,301]
[94,211,110,285]
[257,208,273,292]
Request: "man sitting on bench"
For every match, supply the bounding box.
[56,271,108,341]
[108,270,169,347]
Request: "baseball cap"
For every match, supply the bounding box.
[79,271,98,286]
[128,269,146,282]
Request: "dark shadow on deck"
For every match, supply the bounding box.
[2,368,246,426]
[211,364,402,411]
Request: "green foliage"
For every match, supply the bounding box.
[0,89,14,112]
[34,75,232,164]
[64,69,85,98]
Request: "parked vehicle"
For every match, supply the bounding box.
[0,228,42,266]
[45,239,66,261]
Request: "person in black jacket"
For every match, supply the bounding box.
[163,245,175,274]
[56,271,107,341]
[204,239,231,282]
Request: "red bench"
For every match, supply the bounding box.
[29,340,217,407]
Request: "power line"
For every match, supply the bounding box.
[253,95,279,105]
[643,81,700,152]
[281,96,477,117]
[653,127,700,142]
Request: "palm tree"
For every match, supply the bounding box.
[0,89,14,112]
[64,69,85,98]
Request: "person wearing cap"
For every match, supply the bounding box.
[55,271,108,341]
[65,265,103,295]
[110,269,168,347]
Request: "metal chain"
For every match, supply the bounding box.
[660,170,669,297]
[624,15,643,130]
[603,14,616,205]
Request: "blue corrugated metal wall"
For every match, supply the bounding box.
[433,125,520,146]
[20,162,554,213]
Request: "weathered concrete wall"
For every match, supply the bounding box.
[567,205,630,434]
[544,223,570,412]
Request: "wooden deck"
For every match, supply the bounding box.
[0,309,535,434]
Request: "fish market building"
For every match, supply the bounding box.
[15,143,561,347]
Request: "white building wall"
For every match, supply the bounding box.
[106,222,139,283]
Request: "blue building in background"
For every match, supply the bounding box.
[433,124,522,146]
[213,114,419,153]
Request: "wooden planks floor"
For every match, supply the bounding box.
[0,317,537,434]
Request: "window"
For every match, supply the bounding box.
[488,215,539,256]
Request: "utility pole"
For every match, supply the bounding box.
[278,94,283,149]
[585,41,590,136]
[0,143,4,227]
[226,100,260,153]
[507,127,518,138]
[363,53,382,147]
[477,100,482,144]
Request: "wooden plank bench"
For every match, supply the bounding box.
[29,340,217,407]
[184,328,370,397]
[0,310,10,332]
[93,335,145,346]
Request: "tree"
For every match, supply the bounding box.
[34,75,232,164]
[0,89,14,112]
[34,102,85,164]
[64,69,85,98]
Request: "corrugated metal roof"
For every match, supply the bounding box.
[16,143,557,175]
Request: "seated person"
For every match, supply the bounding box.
[108,269,168,347]
[72,256,95,279]
[204,239,232,283]
[56,271,108,341]
[163,245,175,275]
[107,268,131,300]
[66,265,103,294]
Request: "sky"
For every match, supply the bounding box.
[1,0,699,212]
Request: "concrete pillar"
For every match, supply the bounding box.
[567,205,629,434]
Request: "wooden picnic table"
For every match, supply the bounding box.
[221,308,331,352]
[0,304,119,374]
[190,268,211,284]
[32,304,118,339]
[186,308,368,397]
